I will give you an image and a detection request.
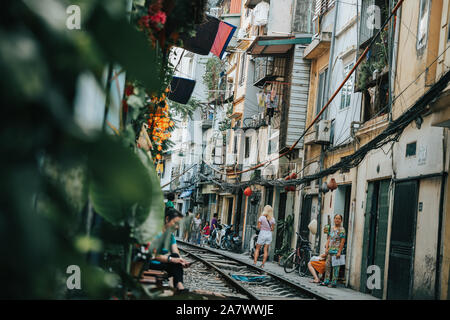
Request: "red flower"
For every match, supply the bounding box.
[150,11,166,25]
[125,84,134,97]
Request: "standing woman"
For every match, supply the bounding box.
[253,205,275,268]
[321,214,346,288]
[191,213,202,244]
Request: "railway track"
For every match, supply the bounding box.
[178,240,324,300]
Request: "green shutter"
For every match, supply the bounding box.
[360,182,374,292]
[372,180,390,299]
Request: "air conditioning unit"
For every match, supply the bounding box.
[316,120,332,144]
[226,153,236,166]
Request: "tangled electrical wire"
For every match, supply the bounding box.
[189,69,450,192]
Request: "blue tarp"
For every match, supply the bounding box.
[230,275,268,283]
[179,189,194,199]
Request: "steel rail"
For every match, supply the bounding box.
[178,240,326,300]
[178,247,259,300]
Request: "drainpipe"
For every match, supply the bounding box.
[315,0,339,254]
[316,145,326,252]
[345,0,360,289]
[388,0,397,124]
[435,128,448,299]
[324,0,339,120]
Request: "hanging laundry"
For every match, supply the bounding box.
[210,21,237,59]
[265,91,272,109]
[168,77,196,104]
[270,94,279,109]
[180,15,237,59]
[270,83,277,102]
[253,1,270,26]
[180,15,220,55]
[257,91,265,107]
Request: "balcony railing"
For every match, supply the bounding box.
[253,56,286,87]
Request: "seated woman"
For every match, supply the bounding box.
[148,207,189,293]
[308,253,327,284]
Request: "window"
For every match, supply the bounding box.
[239,53,247,85]
[314,0,334,20]
[406,142,417,157]
[359,0,388,48]
[233,135,238,154]
[245,136,250,158]
[340,63,354,109]
[293,0,314,34]
[417,0,431,51]
[316,68,328,116]
[268,129,279,155]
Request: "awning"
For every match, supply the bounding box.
[179,189,194,199]
[247,36,312,56]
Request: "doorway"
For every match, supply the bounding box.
[299,195,312,239]
[244,191,261,250]
[360,180,390,298]
[227,197,234,225]
[387,181,418,300]
[275,192,287,261]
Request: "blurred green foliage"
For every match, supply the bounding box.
[0,0,205,299]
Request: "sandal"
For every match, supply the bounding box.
[175,288,190,295]
[260,264,265,268]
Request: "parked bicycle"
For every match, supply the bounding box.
[282,233,312,276]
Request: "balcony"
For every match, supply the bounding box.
[430,85,450,128]
[253,56,286,87]
[304,32,332,60]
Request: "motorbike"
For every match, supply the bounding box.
[216,224,227,249]
[222,225,242,253]
[209,224,225,249]
[208,226,218,247]
[249,226,263,261]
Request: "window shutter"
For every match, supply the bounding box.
[314,0,334,19]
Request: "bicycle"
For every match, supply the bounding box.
[282,233,312,276]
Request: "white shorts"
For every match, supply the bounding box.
[256,230,272,245]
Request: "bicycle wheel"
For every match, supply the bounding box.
[283,251,298,273]
[298,249,311,276]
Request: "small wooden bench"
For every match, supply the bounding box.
[139,269,169,287]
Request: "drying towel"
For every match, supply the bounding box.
[168,77,196,104]
[180,15,220,55]
[210,21,237,59]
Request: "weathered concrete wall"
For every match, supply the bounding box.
[413,177,441,299]
[392,117,445,179]
[267,0,294,36]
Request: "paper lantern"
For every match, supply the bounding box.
[290,172,297,180]
[244,187,252,197]
[327,178,338,191]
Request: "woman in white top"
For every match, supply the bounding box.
[190,213,202,244]
[253,205,275,268]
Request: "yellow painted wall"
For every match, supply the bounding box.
[393,0,442,119]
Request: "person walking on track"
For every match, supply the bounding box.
[253,205,275,268]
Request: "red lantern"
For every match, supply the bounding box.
[290,186,296,192]
[327,178,338,191]
[290,172,297,180]
[244,187,252,197]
